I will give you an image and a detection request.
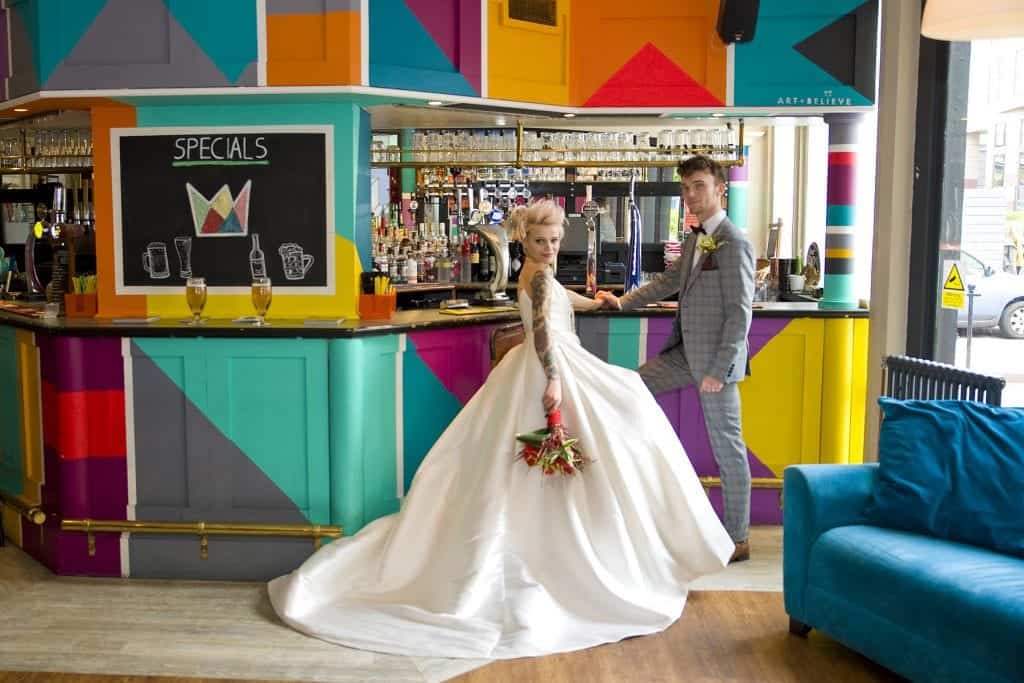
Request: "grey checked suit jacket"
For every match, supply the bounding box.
[619,217,755,384]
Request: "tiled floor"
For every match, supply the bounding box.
[0,527,782,682]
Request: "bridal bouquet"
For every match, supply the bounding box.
[515,409,589,476]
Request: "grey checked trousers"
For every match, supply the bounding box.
[639,345,751,543]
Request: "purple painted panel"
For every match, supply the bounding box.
[44,337,124,393]
[408,325,493,405]
[647,317,792,525]
[89,456,128,520]
[404,0,481,93]
[58,457,90,519]
[826,163,856,205]
[21,516,122,577]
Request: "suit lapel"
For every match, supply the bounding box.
[679,232,698,293]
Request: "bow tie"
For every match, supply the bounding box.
[692,225,706,236]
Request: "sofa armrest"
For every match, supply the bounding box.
[783,464,878,620]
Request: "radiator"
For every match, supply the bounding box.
[883,355,1006,406]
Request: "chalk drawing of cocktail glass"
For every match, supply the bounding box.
[143,242,170,279]
[278,243,314,280]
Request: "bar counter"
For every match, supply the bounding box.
[0,302,868,581]
[0,301,866,338]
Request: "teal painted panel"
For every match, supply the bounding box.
[607,317,643,370]
[163,0,257,83]
[132,337,330,524]
[734,0,874,107]
[205,339,330,524]
[0,327,25,496]
[35,0,105,83]
[402,338,462,493]
[369,0,477,96]
[826,204,856,226]
[133,101,364,243]
[328,336,400,534]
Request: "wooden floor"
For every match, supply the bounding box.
[1,592,904,683]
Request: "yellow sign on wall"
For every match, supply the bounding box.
[941,262,965,310]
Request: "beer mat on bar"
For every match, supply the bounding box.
[645,302,679,309]
[439,306,518,316]
[303,318,347,327]
[112,316,160,324]
[0,302,41,317]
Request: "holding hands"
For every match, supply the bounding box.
[594,290,621,310]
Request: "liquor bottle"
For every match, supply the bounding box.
[249,233,267,279]
[479,239,491,281]
[460,239,472,284]
[471,234,480,280]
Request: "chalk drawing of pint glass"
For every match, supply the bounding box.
[278,243,314,280]
[143,242,171,279]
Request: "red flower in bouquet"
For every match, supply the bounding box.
[515,409,589,476]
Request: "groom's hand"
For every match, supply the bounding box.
[700,376,724,393]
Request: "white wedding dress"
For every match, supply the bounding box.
[268,278,734,659]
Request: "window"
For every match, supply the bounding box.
[994,122,1006,147]
[959,251,987,277]
[994,152,1005,187]
[509,0,557,26]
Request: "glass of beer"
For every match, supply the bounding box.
[251,276,272,326]
[184,276,207,325]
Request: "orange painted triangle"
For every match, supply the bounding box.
[584,43,724,107]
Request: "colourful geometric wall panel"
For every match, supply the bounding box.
[266,0,360,86]
[0,327,26,498]
[9,0,258,95]
[370,0,480,96]
[571,0,726,107]
[488,0,570,105]
[127,337,329,580]
[734,0,879,107]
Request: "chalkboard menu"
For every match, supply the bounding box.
[112,126,334,293]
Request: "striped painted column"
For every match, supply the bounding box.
[727,145,750,231]
[820,113,862,309]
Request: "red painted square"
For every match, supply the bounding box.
[54,390,126,460]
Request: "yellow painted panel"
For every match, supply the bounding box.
[848,318,870,463]
[145,236,359,319]
[1,506,21,547]
[488,0,570,105]
[820,318,856,464]
[740,318,824,477]
[14,330,43,506]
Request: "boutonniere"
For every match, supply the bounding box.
[697,234,728,254]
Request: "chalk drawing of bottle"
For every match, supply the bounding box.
[249,233,267,279]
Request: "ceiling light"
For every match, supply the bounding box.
[427,100,444,106]
[495,117,507,126]
[562,113,576,118]
[13,107,28,112]
[711,113,725,118]
[921,0,1024,40]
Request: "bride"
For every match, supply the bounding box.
[268,199,734,659]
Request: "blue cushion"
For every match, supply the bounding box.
[805,525,1024,683]
[863,398,1024,558]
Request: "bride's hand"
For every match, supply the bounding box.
[543,378,562,414]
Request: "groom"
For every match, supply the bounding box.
[597,155,755,562]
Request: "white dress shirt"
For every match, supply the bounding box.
[691,209,727,272]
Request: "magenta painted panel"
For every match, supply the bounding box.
[38,336,124,392]
[403,0,481,93]
[408,325,494,405]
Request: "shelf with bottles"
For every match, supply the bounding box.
[370,120,744,169]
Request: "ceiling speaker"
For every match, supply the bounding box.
[717,0,760,44]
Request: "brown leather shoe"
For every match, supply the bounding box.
[729,540,750,563]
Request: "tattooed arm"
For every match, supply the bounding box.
[531,269,562,413]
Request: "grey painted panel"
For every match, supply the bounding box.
[267,0,360,15]
[62,0,171,68]
[7,6,39,99]
[234,61,257,87]
[577,317,610,362]
[129,535,314,580]
[43,2,233,89]
[131,345,191,509]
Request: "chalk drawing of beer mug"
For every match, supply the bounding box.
[278,243,314,280]
[143,242,171,279]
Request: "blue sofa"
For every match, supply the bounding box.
[784,464,1024,683]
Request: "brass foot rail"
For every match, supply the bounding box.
[0,493,47,525]
[699,476,784,509]
[61,519,343,559]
